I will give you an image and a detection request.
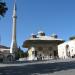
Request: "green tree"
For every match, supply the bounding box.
[24,51,28,58]
[15,47,28,60]
[69,36,75,40]
[0,1,8,17]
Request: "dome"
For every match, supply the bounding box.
[51,33,58,38]
[31,33,36,38]
[38,31,45,36]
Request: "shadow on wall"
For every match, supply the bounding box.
[0,61,75,75]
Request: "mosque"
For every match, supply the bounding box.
[1,0,75,62]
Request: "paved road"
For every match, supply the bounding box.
[0,59,75,75]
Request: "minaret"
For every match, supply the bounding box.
[10,0,17,54]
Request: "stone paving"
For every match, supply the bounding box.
[0,59,75,75]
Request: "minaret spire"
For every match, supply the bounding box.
[12,0,17,42]
[13,0,16,17]
[10,0,17,54]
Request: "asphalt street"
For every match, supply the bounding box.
[0,59,75,75]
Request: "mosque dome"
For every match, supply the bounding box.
[51,33,58,38]
[38,31,45,36]
[31,33,37,38]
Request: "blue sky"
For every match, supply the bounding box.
[0,0,75,51]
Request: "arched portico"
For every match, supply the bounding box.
[7,54,14,61]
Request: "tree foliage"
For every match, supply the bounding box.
[15,47,28,60]
[0,1,8,17]
[69,36,75,40]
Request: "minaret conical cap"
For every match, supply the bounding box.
[13,0,17,17]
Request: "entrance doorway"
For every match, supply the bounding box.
[54,50,58,58]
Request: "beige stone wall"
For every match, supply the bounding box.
[58,40,75,59]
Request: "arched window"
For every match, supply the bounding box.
[66,44,69,49]
[48,47,53,51]
[38,46,43,51]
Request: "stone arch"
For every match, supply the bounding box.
[7,54,13,61]
[38,46,43,51]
